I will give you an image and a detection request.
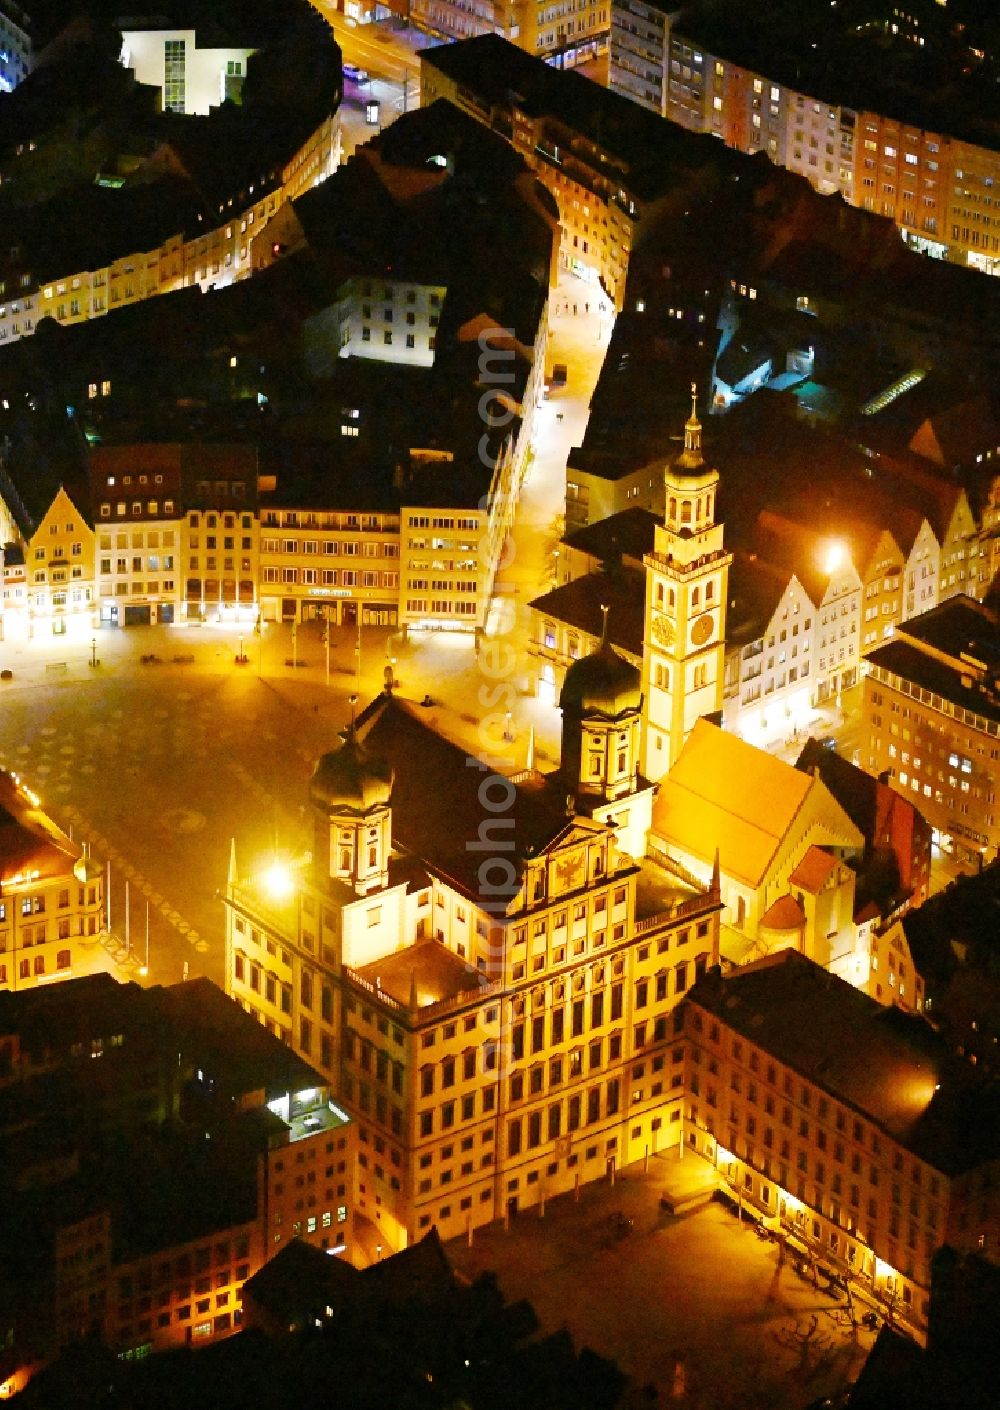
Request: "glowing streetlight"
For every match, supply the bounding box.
[261,859,295,900]
[823,540,845,575]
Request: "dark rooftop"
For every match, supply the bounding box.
[354,694,572,900]
[354,937,490,1009]
[868,596,1000,722]
[529,567,645,660]
[422,33,748,203]
[688,950,1000,1174]
[561,506,658,565]
[667,0,1000,148]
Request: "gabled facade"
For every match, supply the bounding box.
[25,487,95,639]
[903,516,941,621]
[650,719,864,969]
[723,568,817,746]
[859,527,906,655]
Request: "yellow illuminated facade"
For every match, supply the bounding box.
[225,694,723,1252]
[258,507,401,628]
[682,969,977,1338]
[641,393,732,780]
[25,487,95,639]
[0,771,104,992]
[0,115,339,349]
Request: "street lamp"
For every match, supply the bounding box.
[261,859,295,900]
[90,637,98,668]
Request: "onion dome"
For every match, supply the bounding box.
[73,854,103,884]
[310,730,394,815]
[560,605,642,717]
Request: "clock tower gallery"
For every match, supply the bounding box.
[641,387,732,782]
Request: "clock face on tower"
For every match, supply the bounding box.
[651,614,675,648]
[691,613,714,646]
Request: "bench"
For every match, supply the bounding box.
[45,661,68,674]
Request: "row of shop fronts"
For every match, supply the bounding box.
[261,596,398,627]
[682,1123,928,1340]
[3,593,410,637]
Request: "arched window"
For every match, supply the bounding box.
[656,583,664,607]
[692,586,700,608]
[680,499,692,523]
[706,580,715,602]
[668,588,676,609]
[668,497,677,521]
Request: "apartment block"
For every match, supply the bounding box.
[0,772,104,993]
[609,1,1000,276]
[0,974,352,1388]
[682,952,1000,1336]
[420,34,707,309]
[863,595,1000,862]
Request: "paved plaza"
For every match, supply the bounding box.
[0,274,608,989]
[447,1152,871,1410]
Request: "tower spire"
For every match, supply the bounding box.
[682,381,703,465]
